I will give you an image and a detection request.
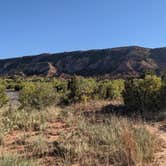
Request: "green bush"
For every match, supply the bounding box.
[19,82,57,110]
[52,78,68,93]
[97,80,108,99]
[14,83,23,91]
[123,75,162,113]
[97,79,124,99]
[107,79,125,99]
[0,84,8,107]
[69,76,97,102]
[61,77,125,104]
[5,78,24,91]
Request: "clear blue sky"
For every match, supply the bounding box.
[1,0,166,59]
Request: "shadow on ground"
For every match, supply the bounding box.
[84,103,166,122]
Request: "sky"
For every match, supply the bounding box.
[1,0,166,59]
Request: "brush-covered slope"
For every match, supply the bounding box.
[0,46,166,78]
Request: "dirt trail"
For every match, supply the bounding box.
[146,121,166,166]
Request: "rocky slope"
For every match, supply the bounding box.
[1,46,166,78]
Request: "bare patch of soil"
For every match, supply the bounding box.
[146,121,166,166]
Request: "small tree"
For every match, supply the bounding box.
[19,82,57,110]
[69,76,97,102]
[97,79,124,100]
[52,78,68,93]
[106,80,125,99]
[97,80,109,99]
[123,75,162,113]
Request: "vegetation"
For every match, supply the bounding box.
[60,76,125,104]
[69,76,97,102]
[97,79,124,99]
[2,108,46,132]
[0,75,165,165]
[123,75,163,113]
[0,154,37,166]
[19,82,57,110]
[58,113,159,166]
[0,84,8,108]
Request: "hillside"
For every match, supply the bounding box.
[1,46,166,78]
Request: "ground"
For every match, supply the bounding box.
[146,121,166,166]
[0,90,165,166]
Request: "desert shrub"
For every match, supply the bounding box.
[6,83,23,91]
[59,90,72,105]
[108,79,124,99]
[69,76,97,102]
[52,78,71,105]
[160,77,166,108]
[5,78,16,89]
[123,75,162,113]
[97,79,124,99]
[5,78,24,91]
[0,78,6,86]
[19,82,57,109]
[0,84,8,107]
[60,77,124,104]
[14,83,23,91]
[52,78,68,93]
[97,80,108,99]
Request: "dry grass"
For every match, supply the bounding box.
[0,153,38,166]
[0,101,162,166]
[56,110,159,166]
[25,135,50,157]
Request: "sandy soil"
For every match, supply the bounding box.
[146,121,166,166]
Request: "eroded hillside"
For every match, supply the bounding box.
[1,46,166,77]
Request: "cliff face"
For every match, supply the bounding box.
[0,46,166,78]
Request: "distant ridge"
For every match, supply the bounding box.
[1,46,166,78]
